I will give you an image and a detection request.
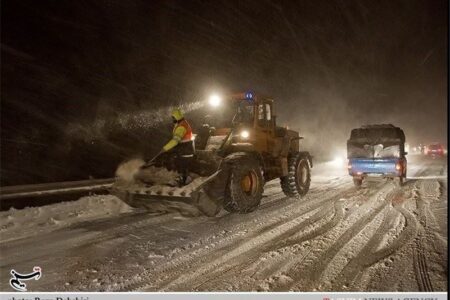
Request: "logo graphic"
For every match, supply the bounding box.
[9,266,42,291]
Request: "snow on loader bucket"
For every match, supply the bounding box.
[110,160,223,216]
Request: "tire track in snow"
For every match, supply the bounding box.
[188,193,357,291]
[184,180,362,290]
[257,177,350,212]
[275,200,344,250]
[154,192,353,291]
[115,183,357,291]
[413,239,433,292]
[191,183,387,291]
[243,200,345,285]
[276,183,396,291]
[331,188,419,290]
[202,181,385,290]
[190,182,387,291]
[413,179,443,292]
[185,203,338,291]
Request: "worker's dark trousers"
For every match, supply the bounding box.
[173,141,195,183]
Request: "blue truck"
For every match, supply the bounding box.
[347,124,407,187]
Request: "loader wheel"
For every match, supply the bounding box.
[223,187,239,212]
[224,157,264,213]
[280,153,311,197]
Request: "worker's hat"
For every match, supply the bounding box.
[171,108,184,121]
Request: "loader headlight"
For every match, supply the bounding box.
[240,130,250,139]
[208,94,222,107]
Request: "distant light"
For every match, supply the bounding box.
[331,156,344,166]
[208,94,222,107]
[245,92,253,99]
[240,130,250,139]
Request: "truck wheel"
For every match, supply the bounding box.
[226,156,264,213]
[353,177,363,188]
[395,177,404,187]
[280,153,311,197]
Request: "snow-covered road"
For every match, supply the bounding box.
[0,155,447,292]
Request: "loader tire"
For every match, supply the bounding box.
[223,188,239,212]
[280,153,311,197]
[225,156,264,213]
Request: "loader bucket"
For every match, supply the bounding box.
[110,171,223,216]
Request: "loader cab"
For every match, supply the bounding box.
[203,92,282,155]
[230,93,275,130]
[228,93,276,153]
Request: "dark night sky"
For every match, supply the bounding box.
[1,0,448,185]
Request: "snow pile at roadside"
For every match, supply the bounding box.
[0,194,132,242]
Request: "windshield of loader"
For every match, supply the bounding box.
[205,100,253,129]
[232,101,254,126]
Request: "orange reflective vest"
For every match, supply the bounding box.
[175,119,193,142]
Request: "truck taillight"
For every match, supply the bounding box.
[395,163,402,171]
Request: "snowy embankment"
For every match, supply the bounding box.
[0,195,132,242]
[0,157,183,242]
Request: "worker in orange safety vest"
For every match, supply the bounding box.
[163,108,193,151]
[161,108,195,185]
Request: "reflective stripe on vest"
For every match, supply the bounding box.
[174,119,193,142]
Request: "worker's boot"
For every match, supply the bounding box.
[175,174,192,187]
[176,175,187,187]
[184,175,193,185]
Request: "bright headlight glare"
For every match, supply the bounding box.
[240,130,250,139]
[332,156,344,166]
[208,94,221,107]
